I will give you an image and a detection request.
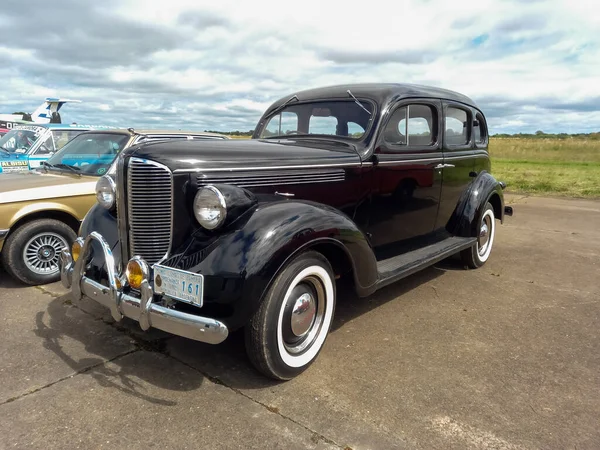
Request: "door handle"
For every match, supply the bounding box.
[434,163,455,169]
[444,164,455,168]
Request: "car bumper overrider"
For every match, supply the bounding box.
[60,231,229,344]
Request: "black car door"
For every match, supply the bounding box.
[435,102,477,230]
[368,99,443,257]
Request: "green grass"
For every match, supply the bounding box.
[491,138,600,198]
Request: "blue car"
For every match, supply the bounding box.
[0,123,114,174]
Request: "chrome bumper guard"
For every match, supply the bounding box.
[60,231,228,344]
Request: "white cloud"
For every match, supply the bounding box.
[1,0,598,133]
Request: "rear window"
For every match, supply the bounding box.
[445,107,470,146]
[473,113,487,145]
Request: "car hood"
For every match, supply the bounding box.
[123,138,362,172]
[0,171,98,204]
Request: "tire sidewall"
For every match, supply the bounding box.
[2,219,76,285]
[260,252,336,379]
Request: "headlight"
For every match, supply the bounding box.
[193,186,227,230]
[95,175,116,209]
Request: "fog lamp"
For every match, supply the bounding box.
[126,257,148,289]
[71,238,84,262]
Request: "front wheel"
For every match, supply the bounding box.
[1,219,77,285]
[461,201,496,269]
[245,251,336,380]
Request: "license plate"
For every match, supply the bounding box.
[153,265,204,306]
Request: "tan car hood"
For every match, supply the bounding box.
[0,171,98,204]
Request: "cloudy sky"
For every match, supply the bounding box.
[1,0,598,134]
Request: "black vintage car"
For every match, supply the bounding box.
[60,83,512,380]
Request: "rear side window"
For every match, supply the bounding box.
[445,107,469,146]
[383,104,436,147]
[473,113,487,145]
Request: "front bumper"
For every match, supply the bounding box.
[60,231,229,344]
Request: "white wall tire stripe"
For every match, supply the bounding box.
[276,265,334,368]
[478,209,495,263]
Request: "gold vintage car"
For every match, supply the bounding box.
[0,128,228,285]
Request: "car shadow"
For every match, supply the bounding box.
[34,296,206,406]
[33,258,463,395]
[0,268,31,289]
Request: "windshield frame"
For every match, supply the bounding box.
[42,131,131,177]
[257,98,377,142]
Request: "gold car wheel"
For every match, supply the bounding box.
[22,232,68,275]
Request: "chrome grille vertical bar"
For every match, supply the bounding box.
[126,158,173,265]
[116,154,129,274]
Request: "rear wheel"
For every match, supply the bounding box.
[461,202,496,269]
[1,219,76,285]
[245,251,336,380]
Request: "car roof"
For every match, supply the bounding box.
[266,83,478,113]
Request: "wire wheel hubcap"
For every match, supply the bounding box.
[23,232,68,275]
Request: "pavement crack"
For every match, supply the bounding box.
[0,348,139,407]
[34,285,65,299]
[167,353,347,449]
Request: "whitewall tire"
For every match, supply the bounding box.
[245,251,336,380]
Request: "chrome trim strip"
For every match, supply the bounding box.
[0,228,9,239]
[116,155,129,274]
[59,232,229,345]
[174,162,363,173]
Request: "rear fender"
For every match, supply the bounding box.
[447,171,505,237]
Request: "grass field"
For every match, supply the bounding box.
[490,138,600,198]
[227,135,600,198]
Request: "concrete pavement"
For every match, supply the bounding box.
[0,194,598,449]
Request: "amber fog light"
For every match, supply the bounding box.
[126,257,148,289]
[71,238,84,262]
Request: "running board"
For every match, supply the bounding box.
[376,236,477,289]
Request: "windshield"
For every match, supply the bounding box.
[0,127,45,153]
[45,132,130,176]
[258,100,374,140]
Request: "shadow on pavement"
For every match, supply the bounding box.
[34,297,206,406]
[33,257,459,394]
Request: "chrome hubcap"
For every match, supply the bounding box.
[281,278,325,355]
[23,232,68,275]
[478,215,492,256]
[290,292,317,337]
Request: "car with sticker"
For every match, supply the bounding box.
[0,123,115,174]
[60,83,513,380]
[0,128,229,285]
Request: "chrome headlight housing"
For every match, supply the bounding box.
[193,186,227,230]
[95,175,116,210]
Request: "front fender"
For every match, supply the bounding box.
[447,171,505,237]
[167,200,378,330]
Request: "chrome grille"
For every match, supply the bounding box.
[127,158,173,264]
[197,168,345,188]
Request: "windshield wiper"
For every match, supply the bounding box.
[347,90,372,115]
[41,161,81,175]
[269,94,299,117]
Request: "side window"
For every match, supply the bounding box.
[473,113,487,145]
[263,111,299,136]
[383,104,435,148]
[309,115,338,135]
[445,107,469,146]
[35,135,55,155]
[347,121,365,138]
